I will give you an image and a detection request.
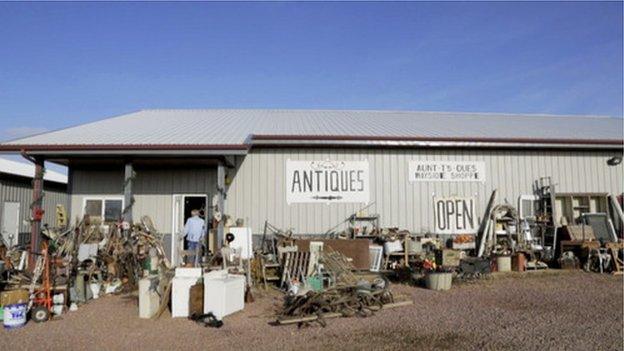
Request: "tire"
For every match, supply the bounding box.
[31,306,50,323]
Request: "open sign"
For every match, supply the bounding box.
[433,197,477,234]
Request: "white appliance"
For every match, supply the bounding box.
[171,268,202,318]
[203,270,245,319]
[175,267,202,278]
[138,277,159,319]
[227,227,253,260]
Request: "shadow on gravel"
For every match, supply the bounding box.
[324,328,471,350]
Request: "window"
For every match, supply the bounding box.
[83,197,124,222]
[104,199,123,221]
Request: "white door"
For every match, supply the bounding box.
[2,202,20,247]
[171,195,184,267]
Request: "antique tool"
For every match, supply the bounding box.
[29,241,53,323]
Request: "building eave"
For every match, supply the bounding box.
[250,134,624,150]
[0,144,250,156]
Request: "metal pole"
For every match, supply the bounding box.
[30,156,45,256]
[217,162,226,249]
[123,161,134,223]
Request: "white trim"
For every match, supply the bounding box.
[252,139,623,150]
[82,196,125,221]
[170,193,208,267]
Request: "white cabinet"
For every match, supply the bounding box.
[203,271,245,319]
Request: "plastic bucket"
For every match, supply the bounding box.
[425,272,452,291]
[496,256,512,272]
[3,303,27,329]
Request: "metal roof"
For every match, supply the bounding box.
[1,109,622,152]
[0,158,67,184]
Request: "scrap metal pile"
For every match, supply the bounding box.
[255,223,412,327]
[0,214,170,321]
[476,180,624,274]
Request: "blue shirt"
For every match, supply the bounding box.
[184,215,205,242]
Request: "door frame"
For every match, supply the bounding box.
[170,194,208,266]
[1,201,21,247]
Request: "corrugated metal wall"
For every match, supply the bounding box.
[227,148,624,234]
[68,148,624,236]
[0,177,68,239]
[70,166,217,232]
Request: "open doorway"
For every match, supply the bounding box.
[171,194,208,266]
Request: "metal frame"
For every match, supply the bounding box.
[81,196,125,220]
[170,193,209,266]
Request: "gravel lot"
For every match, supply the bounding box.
[0,271,621,351]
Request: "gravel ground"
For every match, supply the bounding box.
[0,271,622,351]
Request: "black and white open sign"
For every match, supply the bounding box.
[433,197,477,234]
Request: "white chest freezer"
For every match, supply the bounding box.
[203,271,245,319]
[171,268,203,318]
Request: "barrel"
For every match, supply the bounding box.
[425,272,452,291]
[512,253,526,272]
[496,256,512,272]
[3,303,27,329]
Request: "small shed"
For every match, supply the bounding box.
[0,158,68,247]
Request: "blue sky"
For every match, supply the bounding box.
[0,1,622,148]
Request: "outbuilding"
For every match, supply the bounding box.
[0,109,622,263]
[0,158,68,247]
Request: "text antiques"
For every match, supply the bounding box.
[286,160,370,204]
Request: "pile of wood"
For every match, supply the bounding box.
[276,284,395,327]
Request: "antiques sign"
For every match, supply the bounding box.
[409,161,486,182]
[433,197,477,234]
[286,160,370,204]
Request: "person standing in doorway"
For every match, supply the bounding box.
[184,209,205,266]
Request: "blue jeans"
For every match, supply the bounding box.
[188,241,200,266]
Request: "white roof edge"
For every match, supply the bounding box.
[0,158,67,184]
[138,108,618,119]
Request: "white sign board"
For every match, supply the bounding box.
[286,160,369,204]
[409,161,485,182]
[433,197,477,234]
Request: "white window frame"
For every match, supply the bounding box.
[82,196,125,221]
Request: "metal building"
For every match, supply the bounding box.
[0,109,622,260]
[0,158,68,247]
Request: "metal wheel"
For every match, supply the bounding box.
[31,306,50,323]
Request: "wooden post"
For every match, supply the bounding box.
[123,161,134,223]
[217,162,225,249]
[30,156,45,255]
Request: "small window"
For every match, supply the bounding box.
[83,197,124,222]
[104,199,123,221]
[85,200,103,218]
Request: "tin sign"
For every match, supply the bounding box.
[409,161,485,182]
[286,160,370,204]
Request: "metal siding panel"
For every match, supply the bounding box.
[70,167,216,233]
[48,148,603,236]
